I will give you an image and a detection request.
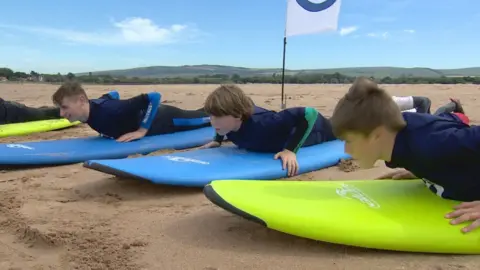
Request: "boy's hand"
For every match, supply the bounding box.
[200,141,221,149]
[376,169,417,180]
[116,128,148,142]
[274,149,298,177]
[445,201,480,233]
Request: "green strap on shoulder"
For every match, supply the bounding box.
[292,107,318,153]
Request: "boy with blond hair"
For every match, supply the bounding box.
[201,84,336,177]
[52,81,211,142]
[329,76,480,233]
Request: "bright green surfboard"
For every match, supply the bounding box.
[204,179,480,254]
[0,119,81,138]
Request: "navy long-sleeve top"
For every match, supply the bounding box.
[86,92,161,139]
[215,106,336,153]
[386,112,480,201]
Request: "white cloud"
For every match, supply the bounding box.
[0,17,201,46]
[366,32,390,39]
[403,29,415,33]
[339,26,358,36]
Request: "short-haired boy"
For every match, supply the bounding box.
[329,77,480,233]
[52,81,211,142]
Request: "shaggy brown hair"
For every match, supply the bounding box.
[204,84,255,120]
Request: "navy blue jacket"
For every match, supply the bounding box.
[386,112,480,201]
[87,92,161,139]
[215,106,336,153]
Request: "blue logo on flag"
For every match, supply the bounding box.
[296,0,337,12]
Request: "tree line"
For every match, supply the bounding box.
[1,67,479,85]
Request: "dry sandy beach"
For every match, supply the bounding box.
[0,82,479,270]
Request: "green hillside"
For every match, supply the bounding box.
[437,67,480,77]
[77,65,283,78]
[77,65,480,79]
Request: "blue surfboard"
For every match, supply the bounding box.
[84,140,351,187]
[0,127,214,165]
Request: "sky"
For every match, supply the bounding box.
[0,0,479,74]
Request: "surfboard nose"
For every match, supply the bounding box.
[203,184,267,227]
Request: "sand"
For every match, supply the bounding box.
[0,82,479,270]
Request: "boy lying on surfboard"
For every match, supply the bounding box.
[392,95,431,114]
[0,98,61,124]
[200,84,337,177]
[329,77,478,234]
[51,81,211,142]
[392,94,469,124]
[0,88,140,125]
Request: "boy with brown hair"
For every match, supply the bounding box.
[329,76,480,233]
[201,84,336,177]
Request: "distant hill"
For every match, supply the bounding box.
[76,65,480,79]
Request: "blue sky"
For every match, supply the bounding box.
[0,0,478,74]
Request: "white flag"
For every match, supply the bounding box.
[285,0,341,37]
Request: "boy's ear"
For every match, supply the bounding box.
[78,95,88,103]
[369,126,384,141]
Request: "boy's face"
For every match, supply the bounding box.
[210,115,242,135]
[58,96,89,122]
[342,131,382,169]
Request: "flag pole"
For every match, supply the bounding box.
[280,36,287,110]
[281,0,341,109]
[280,0,289,110]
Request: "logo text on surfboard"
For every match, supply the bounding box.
[164,156,209,165]
[6,144,34,150]
[336,184,380,209]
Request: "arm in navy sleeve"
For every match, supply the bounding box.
[108,92,161,131]
[281,107,319,153]
[139,92,161,130]
[429,126,480,160]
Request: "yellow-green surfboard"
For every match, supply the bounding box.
[0,119,81,138]
[204,179,480,254]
